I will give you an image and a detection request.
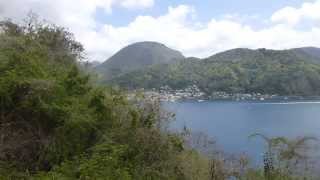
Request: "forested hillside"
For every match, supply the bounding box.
[95,41,184,80]
[109,48,320,96]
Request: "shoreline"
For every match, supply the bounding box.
[138,85,320,102]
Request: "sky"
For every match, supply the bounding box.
[0,0,319,61]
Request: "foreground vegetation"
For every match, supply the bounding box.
[0,17,319,179]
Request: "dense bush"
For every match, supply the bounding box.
[0,16,215,180]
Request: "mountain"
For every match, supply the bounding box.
[107,46,320,96]
[95,41,184,80]
[205,48,259,62]
[291,47,320,64]
[205,47,320,64]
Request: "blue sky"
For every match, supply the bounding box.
[1,0,319,61]
[98,0,309,26]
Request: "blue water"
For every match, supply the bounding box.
[164,100,320,165]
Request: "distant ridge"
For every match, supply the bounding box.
[291,47,320,64]
[205,47,320,64]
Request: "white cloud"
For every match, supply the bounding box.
[0,0,319,61]
[86,3,320,60]
[121,0,154,9]
[271,0,320,26]
[0,0,154,60]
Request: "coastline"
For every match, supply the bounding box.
[141,88,320,102]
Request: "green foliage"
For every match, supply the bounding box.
[109,49,320,96]
[0,16,91,172]
[0,17,204,180]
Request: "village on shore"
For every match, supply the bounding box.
[137,85,289,102]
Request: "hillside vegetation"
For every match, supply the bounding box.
[109,48,320,96]
[0,18,196,180]
[95,41,184,80]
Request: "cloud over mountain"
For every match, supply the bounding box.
[0,0,319,61]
